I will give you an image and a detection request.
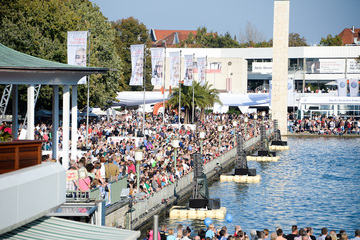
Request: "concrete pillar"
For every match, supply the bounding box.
[272,0,290,135]
[12,85,18,140]
[71,85,78,160]
[63,85,70,169]
[52,86,59,161]
[27,84,35,140]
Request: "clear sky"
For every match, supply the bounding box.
[90,0,359,45]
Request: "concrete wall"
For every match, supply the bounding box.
[0,162,66,234]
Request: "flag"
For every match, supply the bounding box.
[67,31,88,84]
[184,55,193,86]
[197,57,206,86]
[269,80,272,108]
[169,51,180,86]
[349,79,359,97]
[337,79,347,97]
[129,44,145,86]
[287,78,294,106]
[150,48,164,86]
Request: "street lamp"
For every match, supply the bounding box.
[244,117,248,140]
[254,113,258,136]
[218,125,223,149]
[199,131,206,155]
[262,111,266,124]
[134,149,143,193]
[172,138,180,169]
[232,121,237,147]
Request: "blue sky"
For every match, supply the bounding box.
[90,0,359,45]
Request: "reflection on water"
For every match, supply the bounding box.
[162,137,360,237]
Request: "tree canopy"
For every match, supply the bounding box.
[0,0,123,110]
[319,34,343,46]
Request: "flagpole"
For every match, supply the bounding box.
[179,50,182,128]
[163,47,166,125]
[192,53,195,123]
[85,29,91,149]
[143,46,146,136]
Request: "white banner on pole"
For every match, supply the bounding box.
[169,51,180,86]
[337,79,347,97]
[184,55,193,86]
[287,78,294,106]
[269,80,272,108]
[349,79,359,97]
[130,44,145,86]
[67,31,88,84]
[197,57,206,86]
[150,48,164,86]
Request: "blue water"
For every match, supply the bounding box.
[164,137,360,237]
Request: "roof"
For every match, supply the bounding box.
[1,216,140,240]
[150,29,198,47]
[0,43,107,72]
[338,27,360,45]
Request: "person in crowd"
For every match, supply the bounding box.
[351,230,360,240]
[286,225,299,240]
[317,228,328,240]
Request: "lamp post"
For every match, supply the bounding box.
[199,131,206,155]
[262,111,266,124]
[232,121,237,147]
[172,138,180,169]
[244,117,248,140]
[254,113,258,136]
[218,125,223,149]
[134,149,143,193]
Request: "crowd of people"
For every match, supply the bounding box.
[34,110,272,197]
[287,113,360,135]
[143,224,360,240]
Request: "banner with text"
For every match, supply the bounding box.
[337,78,347,97]
[184,55,193,86]
[129,44,144,86]
[150,48,164,86]
[169,51,180,86]
[67,31,88,84]
[347,59,360,73]
[349,78,359,97]
[197,57,206,86]
[252,62,273,74]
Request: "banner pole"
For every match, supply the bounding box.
[179,50,182,129]
[163,47,166,125]
[86,29,91,149]
[192,53,195,123]
[143,46,146,136]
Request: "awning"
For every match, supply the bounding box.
[1,216,140,240]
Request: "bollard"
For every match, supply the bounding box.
[153,215,159,240]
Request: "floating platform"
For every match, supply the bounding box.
[246,156,280,162]
[269,145,289,151]
[220,175,261,183]
[169,206,227,219]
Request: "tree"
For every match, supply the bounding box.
[0,0,123,111]
[288,32,308,46]
[111,17,153,92]
[166,82,221,123]
[319,34,343,46]
[238,22,266,47]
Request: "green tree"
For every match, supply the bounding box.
[0,0,122,111]
[289,32,308,46]
[167,82,221,123]
[319,34,343,46]
[111,17,153,92]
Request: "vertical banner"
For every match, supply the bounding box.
[349,79,359,97]
[129,44,145,86]
[150,48,164,86]
[197,57,206,86]
[337,78,347,97]
[169,51,180,86]
[67,31,88,84]
[287,78,294,106]
[184,55,193,86]
[269,80,272,108]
